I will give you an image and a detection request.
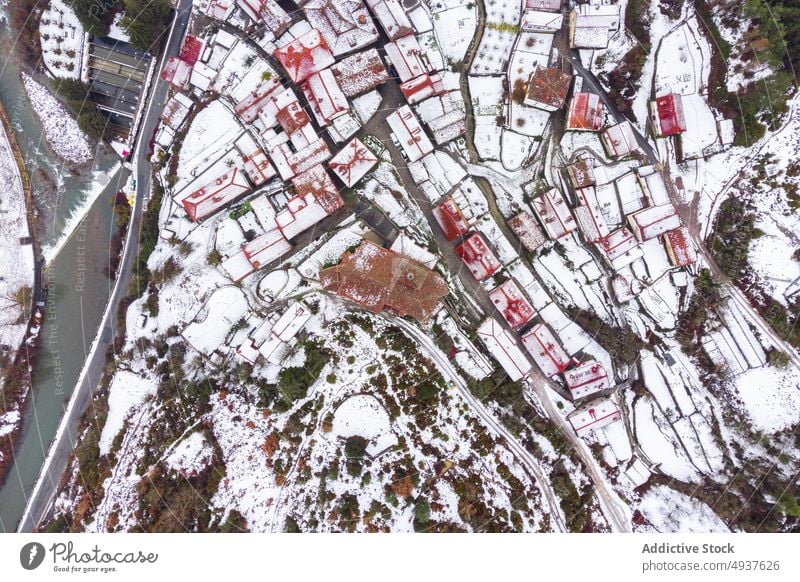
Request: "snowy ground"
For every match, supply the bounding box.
[21,73,93,165]
[0,119,35,436]
[38,0,84,80]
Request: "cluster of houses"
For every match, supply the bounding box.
[154,0,703,441]
[419,0,699,438]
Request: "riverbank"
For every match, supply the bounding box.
[0,97,43,489]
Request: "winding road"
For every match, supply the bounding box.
[17,0,194,533]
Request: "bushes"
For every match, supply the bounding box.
[66,0,121,37]
[258,341,332,410]
[120,0,172,52]
[8,0,46,64]
[344,436,368,459]
[706,198,762,278]
[53,79,110,142]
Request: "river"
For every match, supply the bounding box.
[0,10,126,531]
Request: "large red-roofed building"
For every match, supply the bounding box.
[330,49,390,97]
[524,66,572,111]
[321,241,448,321]
[566,92,604,131]
[179,35,204,66]
[291,165,343,214]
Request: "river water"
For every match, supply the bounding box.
[0,11,127,531]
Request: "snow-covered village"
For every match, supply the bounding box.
[1,0,800,542]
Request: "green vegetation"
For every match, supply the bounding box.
[120,0,173,52]
[344,436,368,459]
[698,0,796,145]
[229,201,252,220]
[413,498,431,531]
[66,0,122,37]
[486,22,519,34]
[550,460,594,532]
[67,0,173,52]
[53,79,111,142]
[676,269,720,355]
[567,308,646,365]
[257,341,332,411]
[705,199,763,279]
[768,349,791,368]
[206,249,223,266]
[7,0,46,64]
[602,0,652,116]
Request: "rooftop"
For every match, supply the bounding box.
[320,240,448,321]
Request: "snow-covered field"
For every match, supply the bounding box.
[0,123,34,361]
[38,0,84,79]
[21,73,93,165]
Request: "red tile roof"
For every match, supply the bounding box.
[432,196,469,241]
[320,241,448,321]
[508,211,547,252]
[489,280,536,328]
[455,232,502,281]
[566,92,604,131]
[525,66,572,111]
[180,35,204,66]
[182,168,251,222]
[291,165,343,214]
[663,226,696,267]
[274,28,335,84]
[330,49,390,97]
[654,93,686,137]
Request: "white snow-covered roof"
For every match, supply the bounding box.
[303,0,379,56]
[531,188,576,239]
[328,137,379,187]
[521,323,570,377]
[476,318,532,381]
[568,397,621,437]
[563,360,610,400]
[386,105,433,162]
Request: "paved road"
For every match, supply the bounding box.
[17,0,194,532]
